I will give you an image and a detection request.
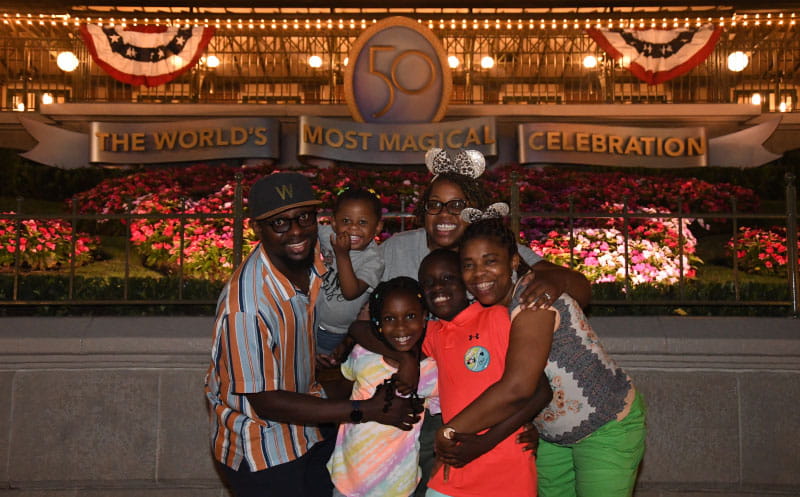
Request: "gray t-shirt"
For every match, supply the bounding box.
[316,224,385,335]
[380,227,543,281]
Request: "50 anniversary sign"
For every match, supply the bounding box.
[344,16,452,124]
[300,16,497,164]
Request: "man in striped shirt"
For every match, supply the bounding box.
[205,172,421,497]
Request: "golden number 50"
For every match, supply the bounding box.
[369,46,436,118]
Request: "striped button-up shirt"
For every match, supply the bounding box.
[205,242,326,471]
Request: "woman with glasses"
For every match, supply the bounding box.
[381,160,589,310]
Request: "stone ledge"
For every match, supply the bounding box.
[0,317,212,356]
[2,315,797,355]
[1,316,798,497]
[1,316,798,371]
[634,482,800,497]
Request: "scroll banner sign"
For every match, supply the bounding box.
[517,119,781,168]
[298,116,497,165]
[19,117,280,168]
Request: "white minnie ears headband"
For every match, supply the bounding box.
[460,202,510,224]
[424,147,486,180]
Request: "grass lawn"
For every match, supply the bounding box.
[0,196,66,214]
[694,263,788,285]
[75,236,164,279]
[693,232,791,285]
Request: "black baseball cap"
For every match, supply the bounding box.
[248,172,321,220]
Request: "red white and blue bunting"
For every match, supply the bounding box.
[587,24,722,85]
[79,24,215,87]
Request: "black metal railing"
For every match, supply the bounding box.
[507,172,799,316]
[1,173,798,316]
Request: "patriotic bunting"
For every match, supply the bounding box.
[80,24,215,87]
[587,24,722,85]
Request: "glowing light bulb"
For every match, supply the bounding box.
[308,55,323,68]
[727,51,748,72]
[56,51,79,72]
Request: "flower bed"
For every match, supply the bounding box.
[529,204,703,285]
[0,213,98,270]
[70,162,264,214]
[12,164,770,282]
[129,184,259,281]
[727,226,800,276]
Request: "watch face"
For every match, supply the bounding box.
[350,409,364,423]
[350,401,364,423]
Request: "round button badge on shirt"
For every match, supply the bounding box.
[464,346,490,372]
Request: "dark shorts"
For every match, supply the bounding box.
[416,410,443,497]
[219,437,335,497]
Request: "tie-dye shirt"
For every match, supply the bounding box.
[327,345,438,497]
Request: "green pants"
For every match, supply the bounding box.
[537,392,646,497]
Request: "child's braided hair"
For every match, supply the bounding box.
[369,276,427,331]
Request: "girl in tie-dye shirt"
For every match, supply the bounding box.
[327,277,438,497]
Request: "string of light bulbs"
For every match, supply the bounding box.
[1,11,797,30]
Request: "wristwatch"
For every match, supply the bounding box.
[349,400,364,423]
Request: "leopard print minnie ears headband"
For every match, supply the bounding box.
[460,202,510,224]
[424,147,486,180]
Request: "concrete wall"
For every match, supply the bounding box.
[0,316,798,497]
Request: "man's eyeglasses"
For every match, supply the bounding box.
[424,199,468,215]
[261,210,317,233]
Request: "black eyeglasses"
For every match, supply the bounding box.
[261,211,317,233]
[424,199,468,215]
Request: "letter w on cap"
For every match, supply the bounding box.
[275,184,293,200]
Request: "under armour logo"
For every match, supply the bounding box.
[275,184,293,200]
[469,334,480,341]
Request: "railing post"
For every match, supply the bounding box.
[568,196,575,269]
[510,171,521,242]
[785,172,798,318]
[400,197,406,232]
[12,196,22,301]
[124,206,131,301]
[233,173,244,268]
[677,196,685,300]
[731,197,740,301]
[69,197,78,300]
[622,197,631,299]
[177,197,186,300]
